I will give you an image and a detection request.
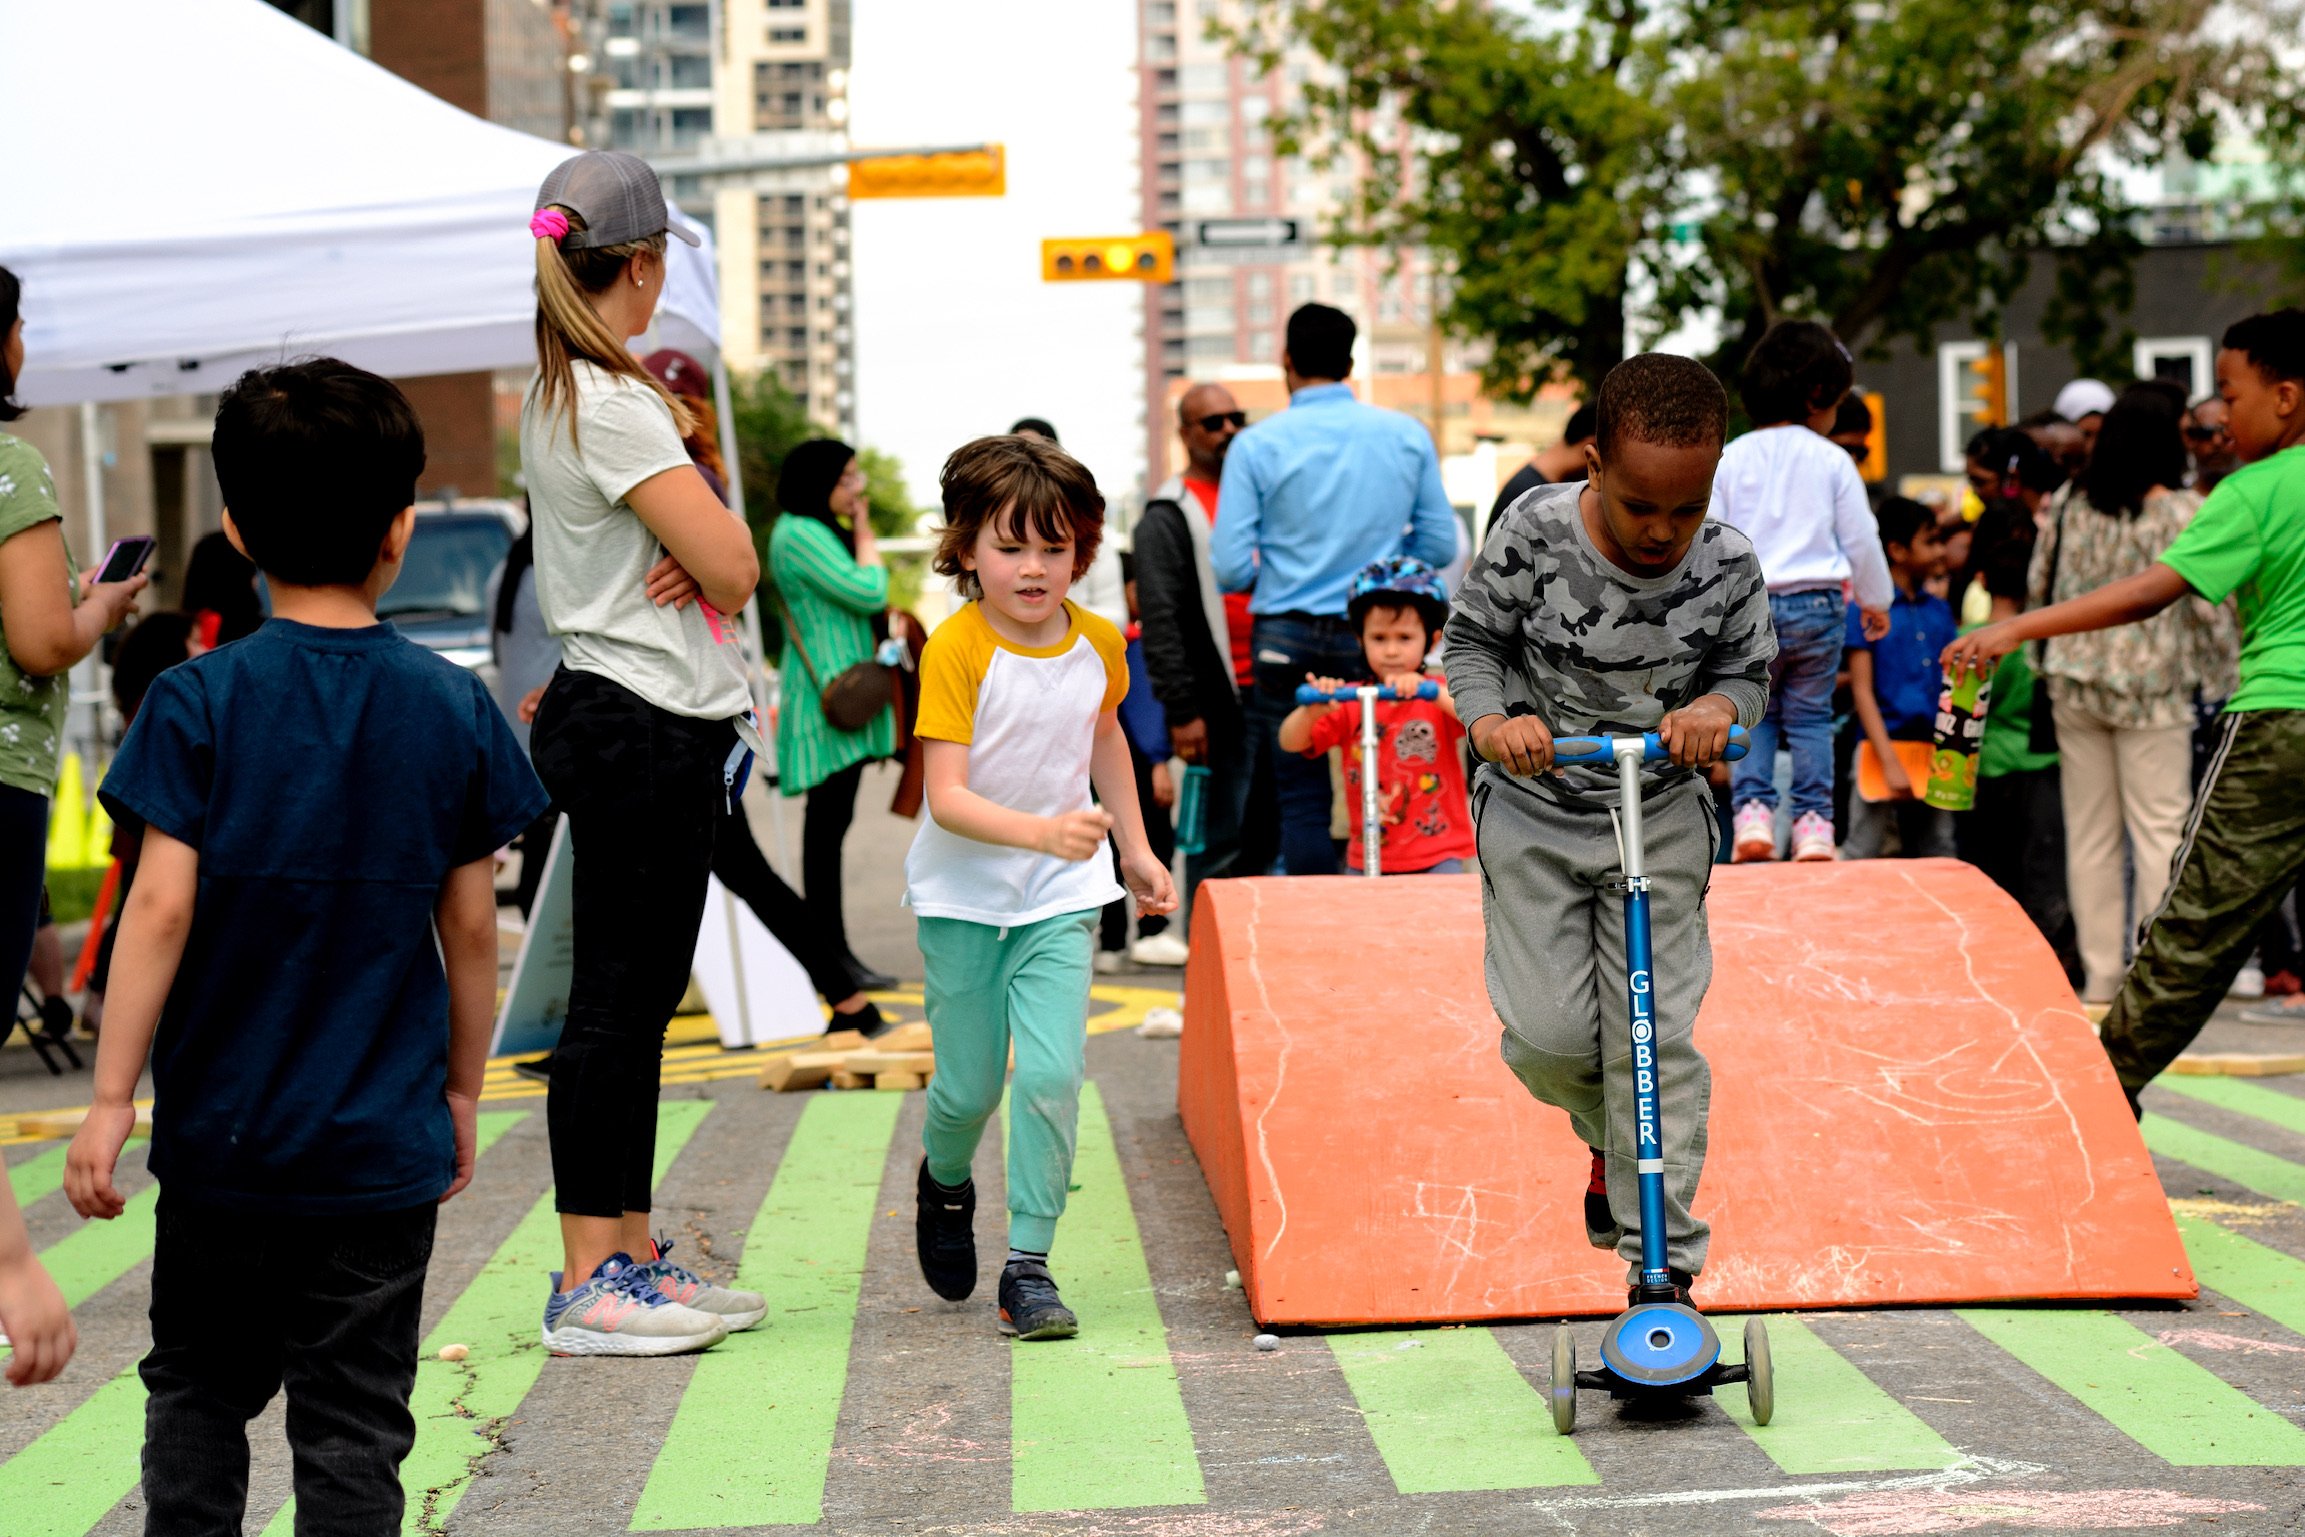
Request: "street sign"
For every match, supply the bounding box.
[1193,217,1302,249]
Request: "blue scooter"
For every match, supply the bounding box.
[1293,680,1441,878]
[1542,725,1773,1433]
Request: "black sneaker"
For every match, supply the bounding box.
[1628,1268,1696,1307]
[998,1258,1079,1340]
[915,1161,977,1301]
[846,956,900,993]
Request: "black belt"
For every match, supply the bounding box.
[1258,611,1352,628]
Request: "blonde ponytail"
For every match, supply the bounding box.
[531,207,695,450]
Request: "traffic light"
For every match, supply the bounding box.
[1959,347,2007,431]
[846,145,1005,200]
[1041,232,1175,283]
[1858,389,1887,483]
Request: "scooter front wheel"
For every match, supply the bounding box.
[1550,1325,1578,1434]
[1744,1317,1774,1426]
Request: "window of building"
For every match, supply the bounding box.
[1185,158,1230,181]
[1179,64,1229,93]
[783,194,805,217]
[2135,336,2212,401]
[1182,126,1229,153]
[1241,179,1269,206]
[1184,277,1232,303]
[1181,99,1228,126]
[769,26,807,43]
[1182,183,1230,214]
[1148,0,1177,23]
[767,0,804,7]
[788,327,810,349]
[1248,302,1274,325]
[786,260,807,280]
[1291,274,1316,302]
[1246,271,1272,299]
[1185,305,1235,334]
[1242,155,1270,181]
[1187,335,1235,361]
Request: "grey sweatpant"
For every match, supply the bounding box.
[1473,768,1717,1278]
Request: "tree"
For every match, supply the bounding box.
[1234,0,2302,392]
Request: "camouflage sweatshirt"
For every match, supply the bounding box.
[1444,481,1777,803]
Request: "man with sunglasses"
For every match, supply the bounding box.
[2187,395,2239,491]
[1210,304,1459,876]
[1135,385,1256,911]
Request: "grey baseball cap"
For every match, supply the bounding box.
[534,150,700,249]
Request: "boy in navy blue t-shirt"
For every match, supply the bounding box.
[64,360,547,1532]
[1843,496,1957,858]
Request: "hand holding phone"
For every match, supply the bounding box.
[93,536,156,586]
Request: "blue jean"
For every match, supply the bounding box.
[1733,590,1846,822]
[1246,615,1367,876]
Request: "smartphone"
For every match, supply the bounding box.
[93,536,156,585]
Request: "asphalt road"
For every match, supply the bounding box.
[3,765,2304,1535]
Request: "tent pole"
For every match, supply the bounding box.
[72,401,109,782]
[713,352,791,878]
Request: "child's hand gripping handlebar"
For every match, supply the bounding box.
[1293,681,1441,704]
[1550,725,1750,765]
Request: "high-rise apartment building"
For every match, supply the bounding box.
[1136,2,1503,485]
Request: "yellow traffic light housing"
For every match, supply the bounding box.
[1963,348,2008,429]
[846,145,1006,201]
[1041,232,1175,284]
[1858,389,1887,483]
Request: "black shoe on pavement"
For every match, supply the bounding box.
[846,957,900,993]
[830,1001,893,1040]
[916,1160,978,1301]
[1584,1148,1611,1239]
[998,1257,1079,1340]
[1629,1268,1696,1307]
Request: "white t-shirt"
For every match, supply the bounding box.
[1708,424,1894,608]
[905,601,1129,927]
[519,361,751,719]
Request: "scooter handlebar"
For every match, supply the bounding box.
[1550,724,1749,766]
[1294,681,1441,704]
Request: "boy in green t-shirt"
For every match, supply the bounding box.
[1946,309,2305,1111]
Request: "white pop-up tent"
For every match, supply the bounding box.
[0,0,722,405]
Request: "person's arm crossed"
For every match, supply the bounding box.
[66,829,199,1223]
[435,859,499,1202]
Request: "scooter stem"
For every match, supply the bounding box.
[1358,686,1382,878]
[1613,739,1672,1293]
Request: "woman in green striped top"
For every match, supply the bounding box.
[770,440,895,987]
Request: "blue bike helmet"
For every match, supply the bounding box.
[1347,555,1449,635]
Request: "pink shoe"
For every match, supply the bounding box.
[1731,801,1776,862]
[1790,811,1836,861]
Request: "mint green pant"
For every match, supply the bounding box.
[918,910,1097,1253]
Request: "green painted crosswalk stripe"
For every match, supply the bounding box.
[629,1091,901,1532]
[2175,1211,2305,1340]
[0,1111,530,1537]
[1960,1307,2305,1465]
[40,1187,158,1309]
[9,1145,68,1208]
[2163,1076,2305,1138]
[259,1105,690,1537]
[2146,1114,2305,1206]
[1330,1327,1597,1492]
[1715,1315,1964,1473]
[1010,1082,1205,1513]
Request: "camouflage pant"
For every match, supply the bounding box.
[2102,710,2305,1095]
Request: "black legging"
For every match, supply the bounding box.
[801,759,866,964]
[0,785,47,1013]
[531,669,731,1220]
[715,797,856,1004]
[1101,738,1174,951]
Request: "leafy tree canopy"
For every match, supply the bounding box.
[1231,0,2302,390]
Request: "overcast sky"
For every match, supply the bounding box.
[849,1,1144,517]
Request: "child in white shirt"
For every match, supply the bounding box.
[906,434,1177,1341]
[1709,321,1894,860]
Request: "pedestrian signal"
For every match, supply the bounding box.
[1042,233,1174,284]
[846,146,1005,200]
[1959,348,2007,430]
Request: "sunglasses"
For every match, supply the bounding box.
[2183,424,2228,442]
[1195,411,1247,432]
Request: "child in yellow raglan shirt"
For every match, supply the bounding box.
[905,434,1177,1340]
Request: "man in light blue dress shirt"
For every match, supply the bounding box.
[1210,303,1460,875]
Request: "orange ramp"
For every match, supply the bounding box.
[1177,861,2193,1327]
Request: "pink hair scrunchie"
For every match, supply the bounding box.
[529,208,571,242]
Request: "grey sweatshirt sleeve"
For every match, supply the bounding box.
[1442,608,1518,734]
[1694,537,1777,728]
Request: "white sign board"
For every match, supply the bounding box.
[491,818,574,1059]
[690,876,823,1049]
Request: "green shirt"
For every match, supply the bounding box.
[1977,643,2056,778]
[0,434,77,798]
[768,513,892,795]
[2160,444,2305,712]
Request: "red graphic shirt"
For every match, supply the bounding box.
[1300,692,1476,873]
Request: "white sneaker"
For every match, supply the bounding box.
[1789,811,1837,862]
[1129,931,1191,967]
[1093,949,1126,975]
[2231,963,2267,1000]
[631,1238,767,1331]
[1731,801,1776,862]
[1137,1006,1184,1039]
[540,1254,729,1357]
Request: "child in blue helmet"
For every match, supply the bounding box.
[1278,557,1475,873]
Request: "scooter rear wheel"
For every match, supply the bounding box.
[1744,1317,1774,1426]
[1549,1325,1578,1434]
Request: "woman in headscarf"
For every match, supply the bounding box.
[769,438,895,990]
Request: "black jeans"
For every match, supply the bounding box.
[141,1194,435,1537]
[0,783,47,1008]
[1245,615,1365,876]
[714,797,856,1004]
[531,668,732,1217]
[802,759,867,964]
